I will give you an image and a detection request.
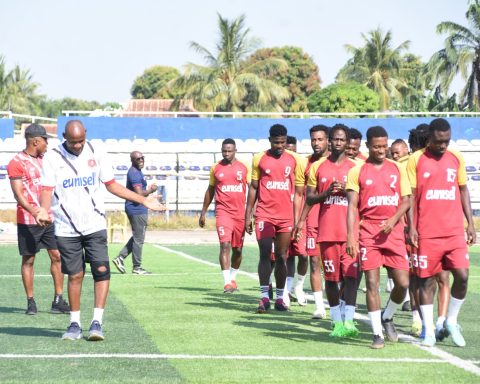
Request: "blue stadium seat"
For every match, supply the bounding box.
[145,165,158,170]
[189,165,201,171]
[202,165,211,171]
[466,165,477,173]
[116,165,128,171]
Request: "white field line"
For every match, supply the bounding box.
[0,353,448,363]
[0,272,221,278]
[157,244,480,377]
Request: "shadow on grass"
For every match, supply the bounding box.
[0,326,59,338]
[0,306,25,314]
[171,285,374,347]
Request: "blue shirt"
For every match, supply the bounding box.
[125,166,148,216]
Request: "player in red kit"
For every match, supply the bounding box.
[7,124,70,315]
[346,126,411,349]
[407,118,476,347]
[245,124,304,312]
[199,139,251,293]
[296,124,359,336]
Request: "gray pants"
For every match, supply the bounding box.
[118,214,147,268]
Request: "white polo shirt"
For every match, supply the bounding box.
[41,141,115,237]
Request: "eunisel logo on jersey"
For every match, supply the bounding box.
[62,172,97,188]
[220,184,243,193]
[367,192,399,207]
[266,179,290,190]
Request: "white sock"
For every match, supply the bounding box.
[382,299,400,320]
[446,297,465,326]
[420,304,434,336]
[412,310,421,323]
[286,276,294,293]
[222,270,230,285]
[92,308,104,325]
[344,305,356,322]
[276,288,284,300]
[436,315,446,329]
[313,291,324,309]
[295,274,306,288]
[330,305,342,322]
[230,268,238,281]
[268,274,273,285]
[369,310,383,337]
[70,310,81,327]
[402,290,410,304]
[260,285,269,299]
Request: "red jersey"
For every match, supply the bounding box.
[407,148,467,239]
[209,159,250,218]
[7,151,52,225]
[308,156,357,241]
[346,159,411,221]
[252,149,304,222]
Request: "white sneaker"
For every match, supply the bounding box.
[312,307,326,319]
[294,286,307,306]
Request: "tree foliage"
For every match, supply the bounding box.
[242,46,320,111]
[36,97,117,118]
[337,28,410,111]
[307,81,379,112]
[0,55,41,114]
[174,13,289,112]
[426,0,480,110]
[130,66,180,99]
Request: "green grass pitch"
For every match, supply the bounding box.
[0,242,479,383]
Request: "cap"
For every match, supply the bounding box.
[25,124,48,139]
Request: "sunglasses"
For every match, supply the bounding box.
[133,156,145,161]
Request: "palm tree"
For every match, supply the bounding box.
[427,0,480,110]
[0,55,39,113]
[337,28,410,111]
[174,13,289,112]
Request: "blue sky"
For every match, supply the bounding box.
[1,0,468,103]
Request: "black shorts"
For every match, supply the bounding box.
[17,223,57,256]
[56,230,109,275]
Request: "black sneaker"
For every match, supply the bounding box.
[51,298,70,314]
[401,300,411,311]
[25,298,37,315]
[370,334,385,349]
[112,257,126,274]
[381,314,399,342]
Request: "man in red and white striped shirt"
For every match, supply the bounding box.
[7,124,69,316]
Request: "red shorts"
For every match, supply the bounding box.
[359,219,408,271]
[415,235,469,278]
[306,226,320,257]
[320,242,358,282]
[216,216,245,248]
[255,217,293,241]
[289,226,306,257]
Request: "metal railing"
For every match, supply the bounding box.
[61,110,480,118]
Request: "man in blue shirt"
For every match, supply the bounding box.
[112,151,157,275]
